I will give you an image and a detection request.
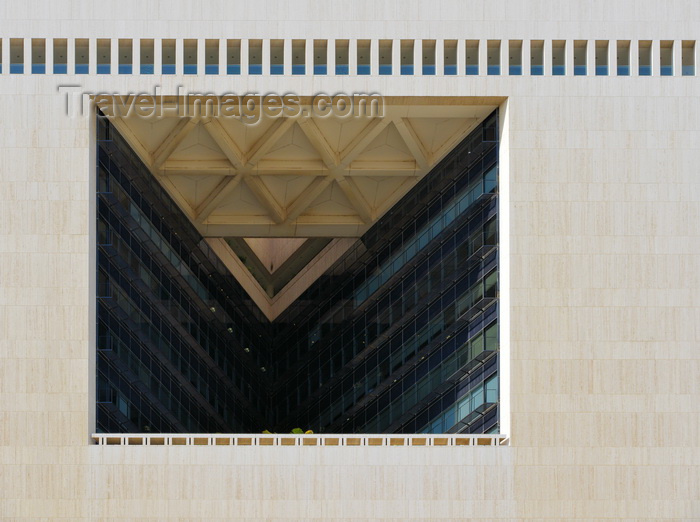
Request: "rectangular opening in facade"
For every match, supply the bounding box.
[422,40,435,75]
[660,40,673,76]
[97,39,110,74]
[205,39,218,74]
[10,38,24,74]
[639,40,652,76]
[530,40,544,75]
[335,39,349,75]
[53,39,67,74]
[682,40,696,76]
[552,40,565,75]
[227,39,240,75]
[379,40,392,75]
[31,39,45,74]
[574,40,586,75]
[140,39,154,74]
[94,108,501,436]
[314,40,327,75]
[466,40,478,75]
[249,39,262,75]
[595,40,608,75]
[270,40,283,75]
[444,40,457,75]
[183,39,197,75]
[617,40,630,76]
[162,39,175,74]
[400,40,414,75]
[357,40,370,75]
[75,38,89,74]
[509,40,522,75]
[487,40,500,75]
[292,39,305,75]
[118,39,132,74]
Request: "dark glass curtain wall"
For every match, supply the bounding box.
[96,109,500,434]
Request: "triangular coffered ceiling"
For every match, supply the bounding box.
[101,96,499,319]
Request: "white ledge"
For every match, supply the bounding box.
[92,433,509,447]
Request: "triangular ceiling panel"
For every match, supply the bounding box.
[304,182,360,216]
[169,123,229,161]
[168,174,227,210]
[263,123,325,162]
[256,174,318,208]
[351,176,410,210]
[405,117,475,158]
[351,122,414,163]
[209,181,272,217]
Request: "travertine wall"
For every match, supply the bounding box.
[0,1,698,519]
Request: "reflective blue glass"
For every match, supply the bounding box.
[96,109,500,435]
[618,65,629,76]
[574,65,586,75]
[292,64,305,75]
[639,65,651,76]
[32,64,45,74]
[205,64,218,75]
[162,63,175,74]
[184,64,197,75]
[140,64,154,74]
[596,65,608,76]
[423,64,435,75]
[661,65,673,76]
[531,64,543,75]
[249,63,262,75]
[444,64,456,75]
[357,64,370,75]
[682,65,695,76]
[314,64,327,75]
[509,65,521,75]
[227,64,240,75]
[552,65,565,75]
[75,63,88,74]
[97,64,110,74]
[10,63,24,74]
[466,64,478,75]
[401,64,413,75]
[487,65,500,75]
[270,64,283,75]
[335,64,349,75]
[118,64,132,74]
[379,64,392,75]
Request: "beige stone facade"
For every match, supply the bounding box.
[0,1,699,519]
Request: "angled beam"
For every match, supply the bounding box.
[243,176,285,223]
[202,118,246,168]
[297,118,339,168]
[246,117,295,166]
[373,177,414,218]
[195,174,243,223]
[161,159,236,175]
[152,117,199,168]
[108,117,153,169]
[283,175,334,224]
[430,118,479,165]
[335,175,373,223]
[393,117,429,169]
[339,117,392,166]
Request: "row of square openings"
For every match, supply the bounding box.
[1,38,696,77]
